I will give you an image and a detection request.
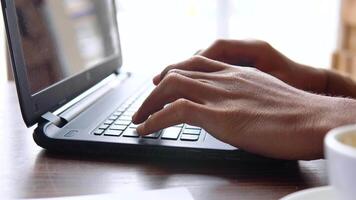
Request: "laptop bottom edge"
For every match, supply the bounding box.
[33,126,285,163]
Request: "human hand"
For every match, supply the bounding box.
[132,55,335,160]
[166,39,327,94]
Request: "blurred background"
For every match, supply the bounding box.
[0,0,341,82]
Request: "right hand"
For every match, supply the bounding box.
[154,39,327,94]
[135,55,340,160]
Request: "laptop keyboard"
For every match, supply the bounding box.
[92,90,202,142]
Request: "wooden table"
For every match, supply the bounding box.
[0,81,328,200]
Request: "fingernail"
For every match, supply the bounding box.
[136,124,144,134]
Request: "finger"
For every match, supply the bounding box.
[199,39,272,67]
[136,99,207,135]
[133,73,212,124]
[154,55,226,85]
[165,69,216,81]
[153,74,161,85]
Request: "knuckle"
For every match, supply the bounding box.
[176,98,191,107]
[189,55,206,64]
[174,99,192,116]
[164,72,182,84]
[213,39,230,47]
[254,40,272,50]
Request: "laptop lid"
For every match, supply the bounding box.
[2,0,122,127]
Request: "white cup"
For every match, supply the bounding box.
[325,124,356,200]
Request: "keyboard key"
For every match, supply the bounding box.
[183,129,201,135]
[104,119,115,125]
[185,125,201,130]
[161,127,181,140]
[122,129,140,138]
[108,115,119,120]
[143,131,161,139]
[130,101,141,106]
[174,124,184,128]
[93,129,104,135]
[113,111,122,116]
[181,134,199,141]
[117,107,126,112]
[123,110,135,116]
[109,124,127,131]
[99,124,109,130]
[129,123,139,129]
[114,120,131,126]
[121,103,131,109]
[127,107,138,112]
[104,130,123,137]
[127,98,136,104]
[118,115,132,121]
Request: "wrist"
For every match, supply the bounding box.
[296,94,356,159]
[326,97,356,127]
[314,96,356,144]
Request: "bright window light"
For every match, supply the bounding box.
[117,0,339,72]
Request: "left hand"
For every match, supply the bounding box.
[132,55,335,160]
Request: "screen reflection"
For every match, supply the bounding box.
[15,0,119,94]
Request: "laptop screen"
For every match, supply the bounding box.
[14,0,119,94]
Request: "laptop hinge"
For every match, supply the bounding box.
[41,112,67,128]
[48,72,131,127]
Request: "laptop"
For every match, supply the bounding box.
[1,0,269,161]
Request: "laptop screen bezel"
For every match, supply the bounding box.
[2,0,123,127]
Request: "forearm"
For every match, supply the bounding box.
[309,96,356,159]
[324,69,356,98]
[317,96,356,133]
